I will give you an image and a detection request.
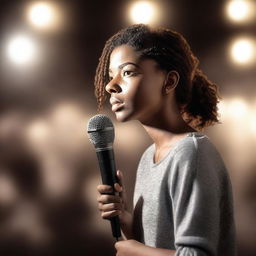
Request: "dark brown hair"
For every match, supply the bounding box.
[94,24,220,129]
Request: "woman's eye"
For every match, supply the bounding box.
[123,70,135,76]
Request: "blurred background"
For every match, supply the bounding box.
[0,0,256,255]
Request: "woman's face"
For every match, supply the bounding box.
[106,44,167,123]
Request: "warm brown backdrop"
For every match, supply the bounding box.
[0,1,256,255]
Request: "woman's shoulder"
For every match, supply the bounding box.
[173,132,207,152]
[174,132,227,173]
[173,132,220,161]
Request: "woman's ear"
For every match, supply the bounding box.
[163,71,180,94]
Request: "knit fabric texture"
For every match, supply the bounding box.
[133,132,236,256]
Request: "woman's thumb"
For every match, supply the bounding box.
[116,170,123,185]
[115,170,126,197]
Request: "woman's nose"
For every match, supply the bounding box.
[105,79,121,94]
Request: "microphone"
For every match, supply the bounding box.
[87,114,121,241]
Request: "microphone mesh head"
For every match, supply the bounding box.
[87,114,114,147]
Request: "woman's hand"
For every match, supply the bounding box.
[115,240,175,256]
[115,240,145,256]
[97,170,129,224]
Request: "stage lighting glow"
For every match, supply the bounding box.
[249,114,256,134]
[28,2,56,28]
[230,38,256,64]
[0,173,17,206]
[7,36,36,64]
[217,100,227,121]
[130,1,156,24]
[226,0,253,22]
[227,99,248,119]
[49,102,89,151]
[26,119,50,146]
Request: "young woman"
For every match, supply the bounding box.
[96,24,236,256]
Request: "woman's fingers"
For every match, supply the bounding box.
[101,210,122,219]
[114,182,122,192]
[116,170,123,186]
[97,184,113,194]
[96,170,125,194]
[97,180,123,194]
[116,170,125,195]
[97,194,122,204]
[98,202,123,212]
[116,170,127,207]
[96,170,127,221]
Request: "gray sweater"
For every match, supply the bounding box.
[133,132,236,256]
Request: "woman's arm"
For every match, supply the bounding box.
[168,140,235,255]
[119,210,134,240]
[115,240,175,256]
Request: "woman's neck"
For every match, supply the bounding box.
[140,104,196,150]
[142,123,195,150]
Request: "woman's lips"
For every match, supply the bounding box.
[110,97,124,112]
[112,102,125,112]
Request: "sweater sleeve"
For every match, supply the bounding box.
[169,138,221,256]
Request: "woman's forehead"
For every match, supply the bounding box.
[108,44,160,72]
[109,45,141,66]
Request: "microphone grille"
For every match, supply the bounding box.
[87,114,114,147]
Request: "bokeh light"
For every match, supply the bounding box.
[0,173,18,206]
[26,1,63,31]
[227,98,248,120]
[26,118,51,156]
[226,0,255,23]
[7,35,36,64]
[249,114,256,135]
[1,0,256,255]
[217,100,228,122]
[129,1,157,24]
[230,38,256,65]
[27,2,56,28]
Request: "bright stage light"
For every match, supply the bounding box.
[227,99,248,119]
[226,0,249,21]
[129,1,157,24]
[230,38,256,64]
[7,36,36,64]
[249,114,256,135]
[226,0,255,22]
[217,100,228,121]
[27,119,50,143]
[27,2,57,28]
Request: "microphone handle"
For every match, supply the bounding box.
[96,149,121,239]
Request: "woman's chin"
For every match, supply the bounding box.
[114,110,133,122]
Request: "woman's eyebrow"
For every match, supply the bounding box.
[109,62,140,73]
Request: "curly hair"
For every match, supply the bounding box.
[94,24,220,129]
